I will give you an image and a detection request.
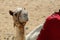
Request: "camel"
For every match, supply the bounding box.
[9,8,28,40]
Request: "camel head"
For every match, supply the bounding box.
[9,8,28,26]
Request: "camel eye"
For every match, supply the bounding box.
[15,13,17,16]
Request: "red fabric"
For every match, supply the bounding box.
[37,12,60,40]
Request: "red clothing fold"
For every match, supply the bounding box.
[37,12,60,40]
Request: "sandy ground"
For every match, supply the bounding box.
[0,0,60,40]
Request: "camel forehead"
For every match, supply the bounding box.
[13,8,22,13]
[13,8,28,14]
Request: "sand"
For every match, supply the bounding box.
[0,0,60,40]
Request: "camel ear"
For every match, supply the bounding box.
[9,10,13,16]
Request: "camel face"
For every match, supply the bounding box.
[9,8,28,23]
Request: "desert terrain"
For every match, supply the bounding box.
[0,0,60,40]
